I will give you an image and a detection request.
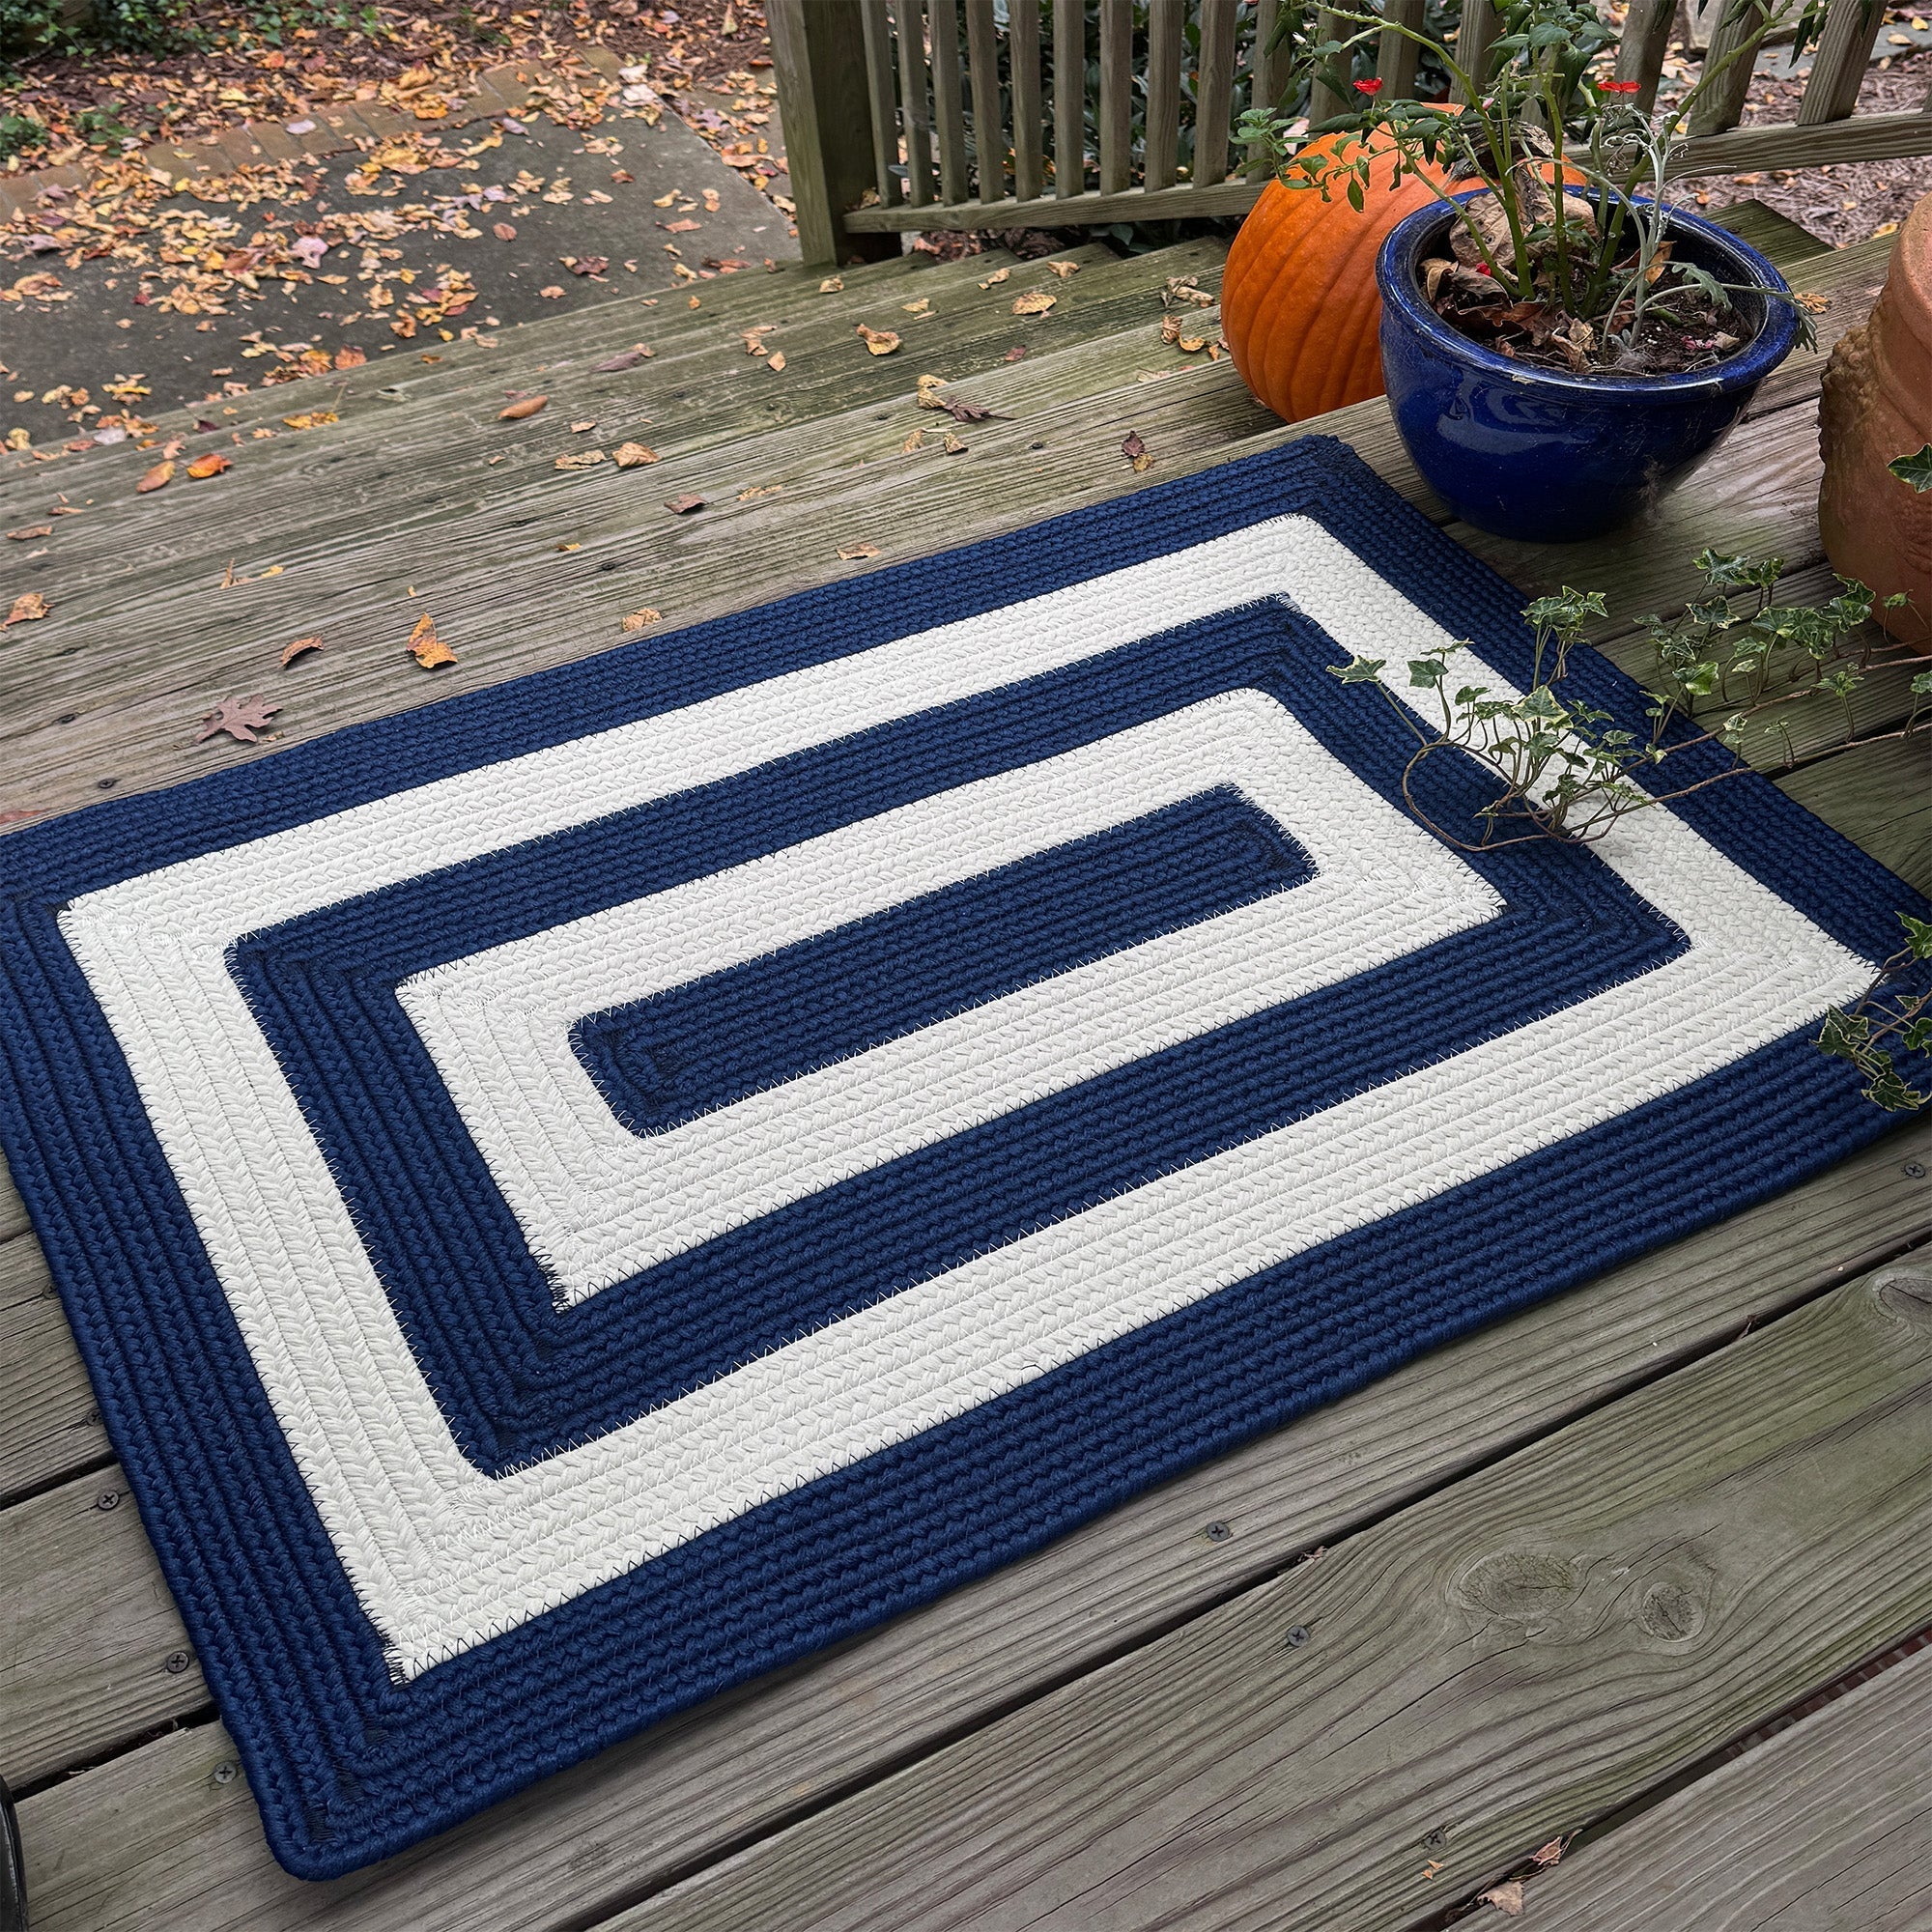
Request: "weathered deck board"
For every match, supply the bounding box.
[0,1231,108,1506]
[0,1467,209,1790]
[1521,1645,1932,1929]
[1781,732,1932,896]
[14,1125,1929,1931]
[617,1263,1932,1932]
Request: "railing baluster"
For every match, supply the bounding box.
[1011,0,1045,199]
[1690,0,1769,137]
[1194,0,1238,185]
[893,0,935,205]
[1248,0,1290,176]
[1099,0,1133,192]
[860,0,901,206]
[1612,0,1675,113]
[1377,0,1424,99]
[1055,0,1086,194]
[1309,5,1350,123]
[1145,0,1184,188]
[964,0,1006,200]
[1452,0,1499,101]
[930,0,971,201]
[1798,0,1888,124]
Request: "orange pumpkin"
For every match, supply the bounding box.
[1222,133,1455,424]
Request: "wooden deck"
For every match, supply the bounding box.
[2,205,1930,1931]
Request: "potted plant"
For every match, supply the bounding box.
[1239,0,1817,541]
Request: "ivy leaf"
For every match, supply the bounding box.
[1899,912,1932,960]
[1889,443,1932,494]
[1408,658,1449,689]
[1327,656,1387,683]
[1815,1008,1871,1060]
[1863,1060,1927,1113]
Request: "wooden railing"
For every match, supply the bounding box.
[769,0,1932,264]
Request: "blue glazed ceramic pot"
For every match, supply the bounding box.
[1376,194,1802,543]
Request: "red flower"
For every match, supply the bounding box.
[1353,77,1384,96]
[1600,78,1642,94]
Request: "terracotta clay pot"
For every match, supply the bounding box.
[1818,191,1932,649]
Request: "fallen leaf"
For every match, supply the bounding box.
[554,450,606,469]
[1044,260,1080,279]
[196,695,280,743]
[665,218,701,233]
[280,411,339,431]
[4,590,50,626]
[621,608,663,631]
[137,460,176,493]
[613,441,660,467]
[818,274,844,293]
[555,542,581,552]
[498,395,548,420]
[1011,290,1057,316]
[766,350,787,373]
[942,433,967,455]
[978,266,1012,288]
[902,298,931,315]
[837,542,882,559]
[1122,430,1152,472]
[407,612,456,668]
[1479,1882,1524,1916]
[279,635,324,668]
[186,452,233,479]
[856,324,901,355]
[335,345,368,370]
[654,191,677,207]
[539,284,566,299]
[6,526,52,541]
[1796,291,1831,312]
[494,221,518,241]
[901,427,924,453]
[1178,334,1208,354]
[595,347,653,371]
[665,494,706,514]
[1004,345,1028,362]
[569,255,611,275]
[570,419,598,433]
[1531,1840,1565,1868]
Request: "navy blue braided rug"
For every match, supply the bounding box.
[0,436,1921,1878]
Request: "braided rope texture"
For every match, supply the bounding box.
[0,437,1923,1880]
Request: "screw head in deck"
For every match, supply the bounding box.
[1286,1624,1311,1648]
[1905,1161,1925,1179]
[163,1650,192,1676]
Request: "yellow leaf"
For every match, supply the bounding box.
[137,460,175,493]
[186,452,233,479]
[498,395,548,420]
[281,411,340,431]
[407,612,455,668]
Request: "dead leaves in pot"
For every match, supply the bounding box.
[856,323,900,356]
[498,394,548,421]
[407,612,456,668]
[197,695,280,743]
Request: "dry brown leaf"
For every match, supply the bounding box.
[554,450,606,469]
[621,608,663,631]
[498,395,548,421]
[856,324,901,355]
[1163,273,1217,309]
[4,590,49,626]
[6,525,51,541]
[137,460,176,494]
[665,218,701,234]
[767,350,787,373]
[196,695,280,743]
[335,345,367,370]
[818,274,844,293]
[186,452,233,479]
[1011,290,1056,316]
[538,284,565,299]
[614,441,660,468]
[1044,260,1080,279]
[595,347,653,371]
[836,542,882,560]
[654,191,677,208]
[1796,290,1831,312]
[1479,1883,1524,1917]
[570,419,598,433]
[494,221,518,241]
[1004,345,1028,362]
[279,635,324,668]
[281,411,340,432]
[1178,334,1208,354]
[407,612,456,668]
[665,494,706,514]
[901,427,924,453]
[902,298,931,315]
[1530,1840,1565,1868]
[1122,430,1151,473]
[942,433,967,455]
[978,266,1012,288]
[569,255,611,276]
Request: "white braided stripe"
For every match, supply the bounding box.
[60,515,1872,1678]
